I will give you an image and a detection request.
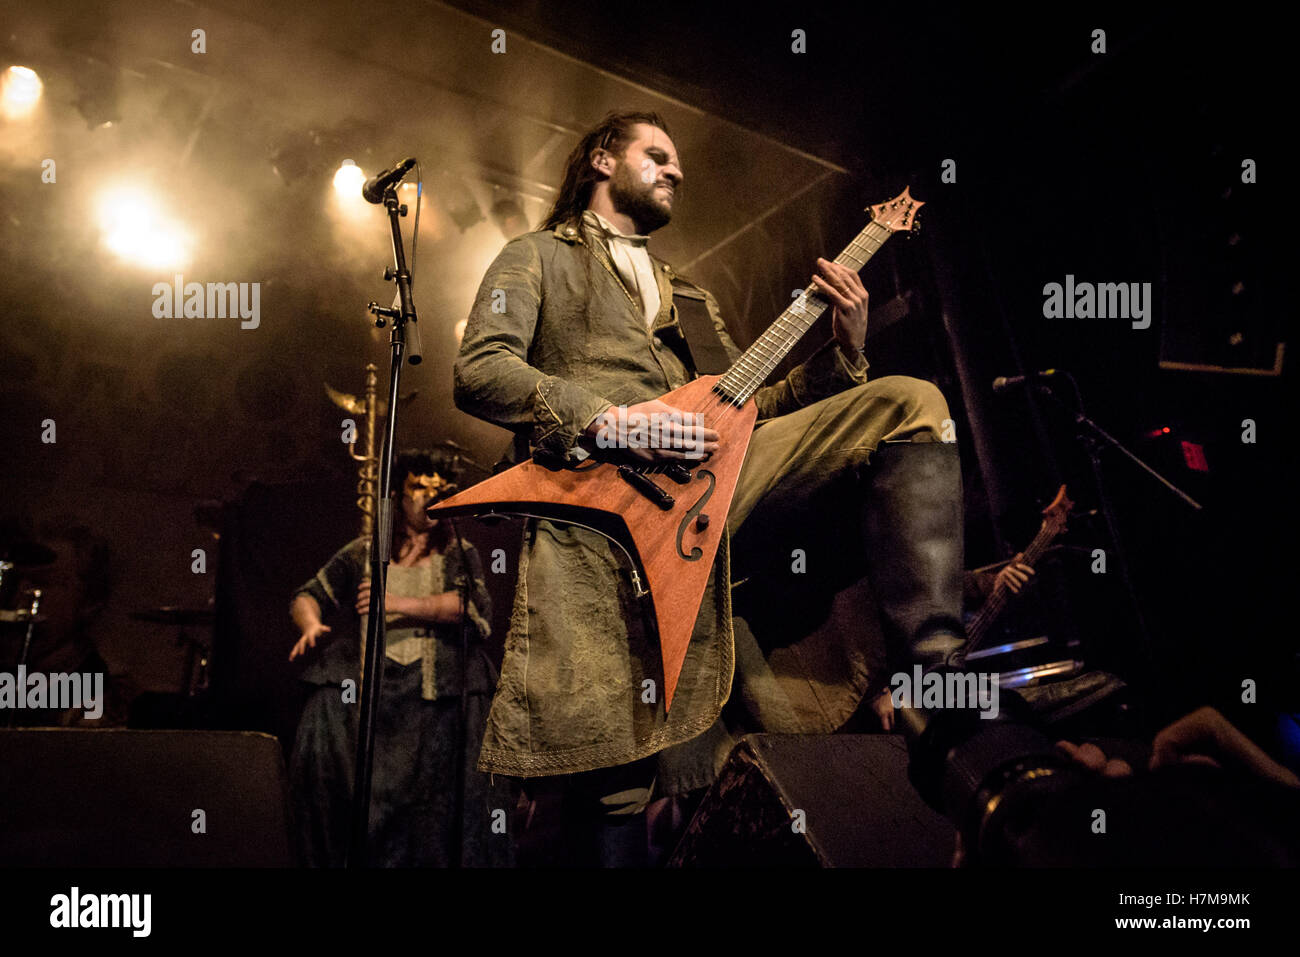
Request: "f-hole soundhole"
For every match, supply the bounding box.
[676,469,716,561]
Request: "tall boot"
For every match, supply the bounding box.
[859,440,967,673]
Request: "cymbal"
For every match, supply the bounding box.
[0,541,56,567]
[131,606,215,627]
[0,609,47,624]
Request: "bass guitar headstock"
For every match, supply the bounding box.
[1040,485,1074,538]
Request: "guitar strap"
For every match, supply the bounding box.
[669,279,731,376]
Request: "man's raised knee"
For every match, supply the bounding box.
[865,375,951,441]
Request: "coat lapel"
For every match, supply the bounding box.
[649,255,675,331]
[577,214,643,321]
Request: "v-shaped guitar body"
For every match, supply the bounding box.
[427,375,757,710]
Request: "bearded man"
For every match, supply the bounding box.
[454,110,965,865]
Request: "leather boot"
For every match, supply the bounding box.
[860,440,967,672]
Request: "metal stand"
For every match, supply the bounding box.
[348,182,423,867]
[1035,374,1201,689]
[15,588,41,675]
[426,445,491,866]
[448,519,473,869]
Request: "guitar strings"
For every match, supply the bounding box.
[709,222,889,413]
[638,218,893,458]
[684,221,889,436]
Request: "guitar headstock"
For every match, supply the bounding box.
[866,186,924,234]
[1040,485,1074,537]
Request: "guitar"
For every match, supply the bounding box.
[964,485,1074,656]
[429,188,925,709]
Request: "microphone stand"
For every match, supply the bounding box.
[348,182,424,867]
[1033,374,1201,693]
[448,518,473,869]
[429,446,493,867]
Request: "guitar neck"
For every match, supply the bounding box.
[715,220,895,405]
[1018,526,1056,569]
[965,524,1058,648]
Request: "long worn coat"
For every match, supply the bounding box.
[453,212,869,780]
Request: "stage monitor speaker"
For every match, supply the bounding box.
[0,729,293,867]
[668,734,953,867]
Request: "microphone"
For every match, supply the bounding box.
[362,157,417,204]
[992,369,1058,393]
[423,485,460,518]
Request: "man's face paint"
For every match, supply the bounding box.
[404,472,450,506]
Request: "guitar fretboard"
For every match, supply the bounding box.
[966,522,1061,651]
[714,220,894,406]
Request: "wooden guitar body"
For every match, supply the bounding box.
[428,375,758,709]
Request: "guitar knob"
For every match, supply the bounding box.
[696,513,710,530]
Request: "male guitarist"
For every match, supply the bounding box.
[453,110,966,865]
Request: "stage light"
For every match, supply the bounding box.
[96,186,191,270]
[333,159,365,197]
[1,66,43,119]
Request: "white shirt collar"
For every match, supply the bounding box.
[585,210,649,247]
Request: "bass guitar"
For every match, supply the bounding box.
[964,485,1074,656]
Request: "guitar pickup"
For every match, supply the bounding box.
[617,465,675,509]
[662,464,693,484]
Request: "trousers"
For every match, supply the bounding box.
[518,374,954,858]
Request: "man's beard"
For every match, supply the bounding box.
[609,160,673,233]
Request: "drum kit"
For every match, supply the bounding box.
[0,539,54,673]
[129,604,214,697]
[1,533,214,699]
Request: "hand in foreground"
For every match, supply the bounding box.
[1149,706,1300,788]
[1053,740,1134,778]
[1054,706,1300,789]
